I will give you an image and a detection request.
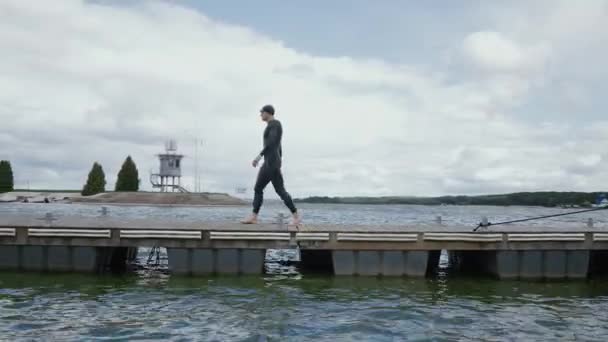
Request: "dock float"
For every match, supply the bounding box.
[1,214,608,279]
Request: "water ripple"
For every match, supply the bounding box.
[1,274,608,341]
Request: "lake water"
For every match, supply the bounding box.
[1,203,608,341]
[1,201,607,227]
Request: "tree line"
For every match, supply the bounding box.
[297,192,608,207]
[0,157,140,196]
[81,156,140,196]
[0,160,14,193]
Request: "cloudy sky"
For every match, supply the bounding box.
[1,0,607,197]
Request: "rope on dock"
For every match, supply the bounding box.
[473,205,608,232]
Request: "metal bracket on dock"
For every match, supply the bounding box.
[277,213,286,230]
[435,216,442,224]
[473,216,489,232]
[37,213,58,226]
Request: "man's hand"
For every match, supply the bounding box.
[252,155,262,168]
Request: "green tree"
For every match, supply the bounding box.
[82,162,106,196]
[0,160,14,193]
[115,156,140,191]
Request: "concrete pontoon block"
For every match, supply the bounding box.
[382,251,406,276]
[72,247,98,272]
[22,246,45,271]
[167,248,191,275]
[167,248,268,275]
[191,249,214,275]
[47,246,72,272]
[357,251,381,276]
[520,251,543,279]
[332,251,356,276]
[489,250,589,280]
[496,251,519,279]
[330,250,432,277]
[566,250,590,279]
[405,251,429,277]
[0,245,20,269]
[216,249,239,274]
[240,249,265,275]
[544,251,567,279]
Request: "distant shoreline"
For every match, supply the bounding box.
[72,202,244,208]
[3,190,607,208]
[295,191,608,208]
[1,191,247,206]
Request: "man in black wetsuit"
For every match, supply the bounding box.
[241,105,301,225]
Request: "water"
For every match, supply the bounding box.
[2,203,608,340]
[1,202,607,227]
[1,272,608,341]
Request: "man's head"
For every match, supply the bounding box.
[260,104,275,122]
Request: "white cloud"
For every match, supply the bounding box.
[462,31,547,73]
[0,0,607,197]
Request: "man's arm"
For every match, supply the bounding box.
[259,122,280,157]
[253,122,280,167]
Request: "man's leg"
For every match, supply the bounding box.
[253,166,274,214]
[241,166,272,224]
[271,168,301,225]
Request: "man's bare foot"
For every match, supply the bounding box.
[291,212,302,226]
[241,214,258,224]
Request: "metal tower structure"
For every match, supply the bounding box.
[150,140,188,192]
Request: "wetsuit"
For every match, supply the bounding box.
[252,119,297,214]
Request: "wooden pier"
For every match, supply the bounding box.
[1,213,607,279]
